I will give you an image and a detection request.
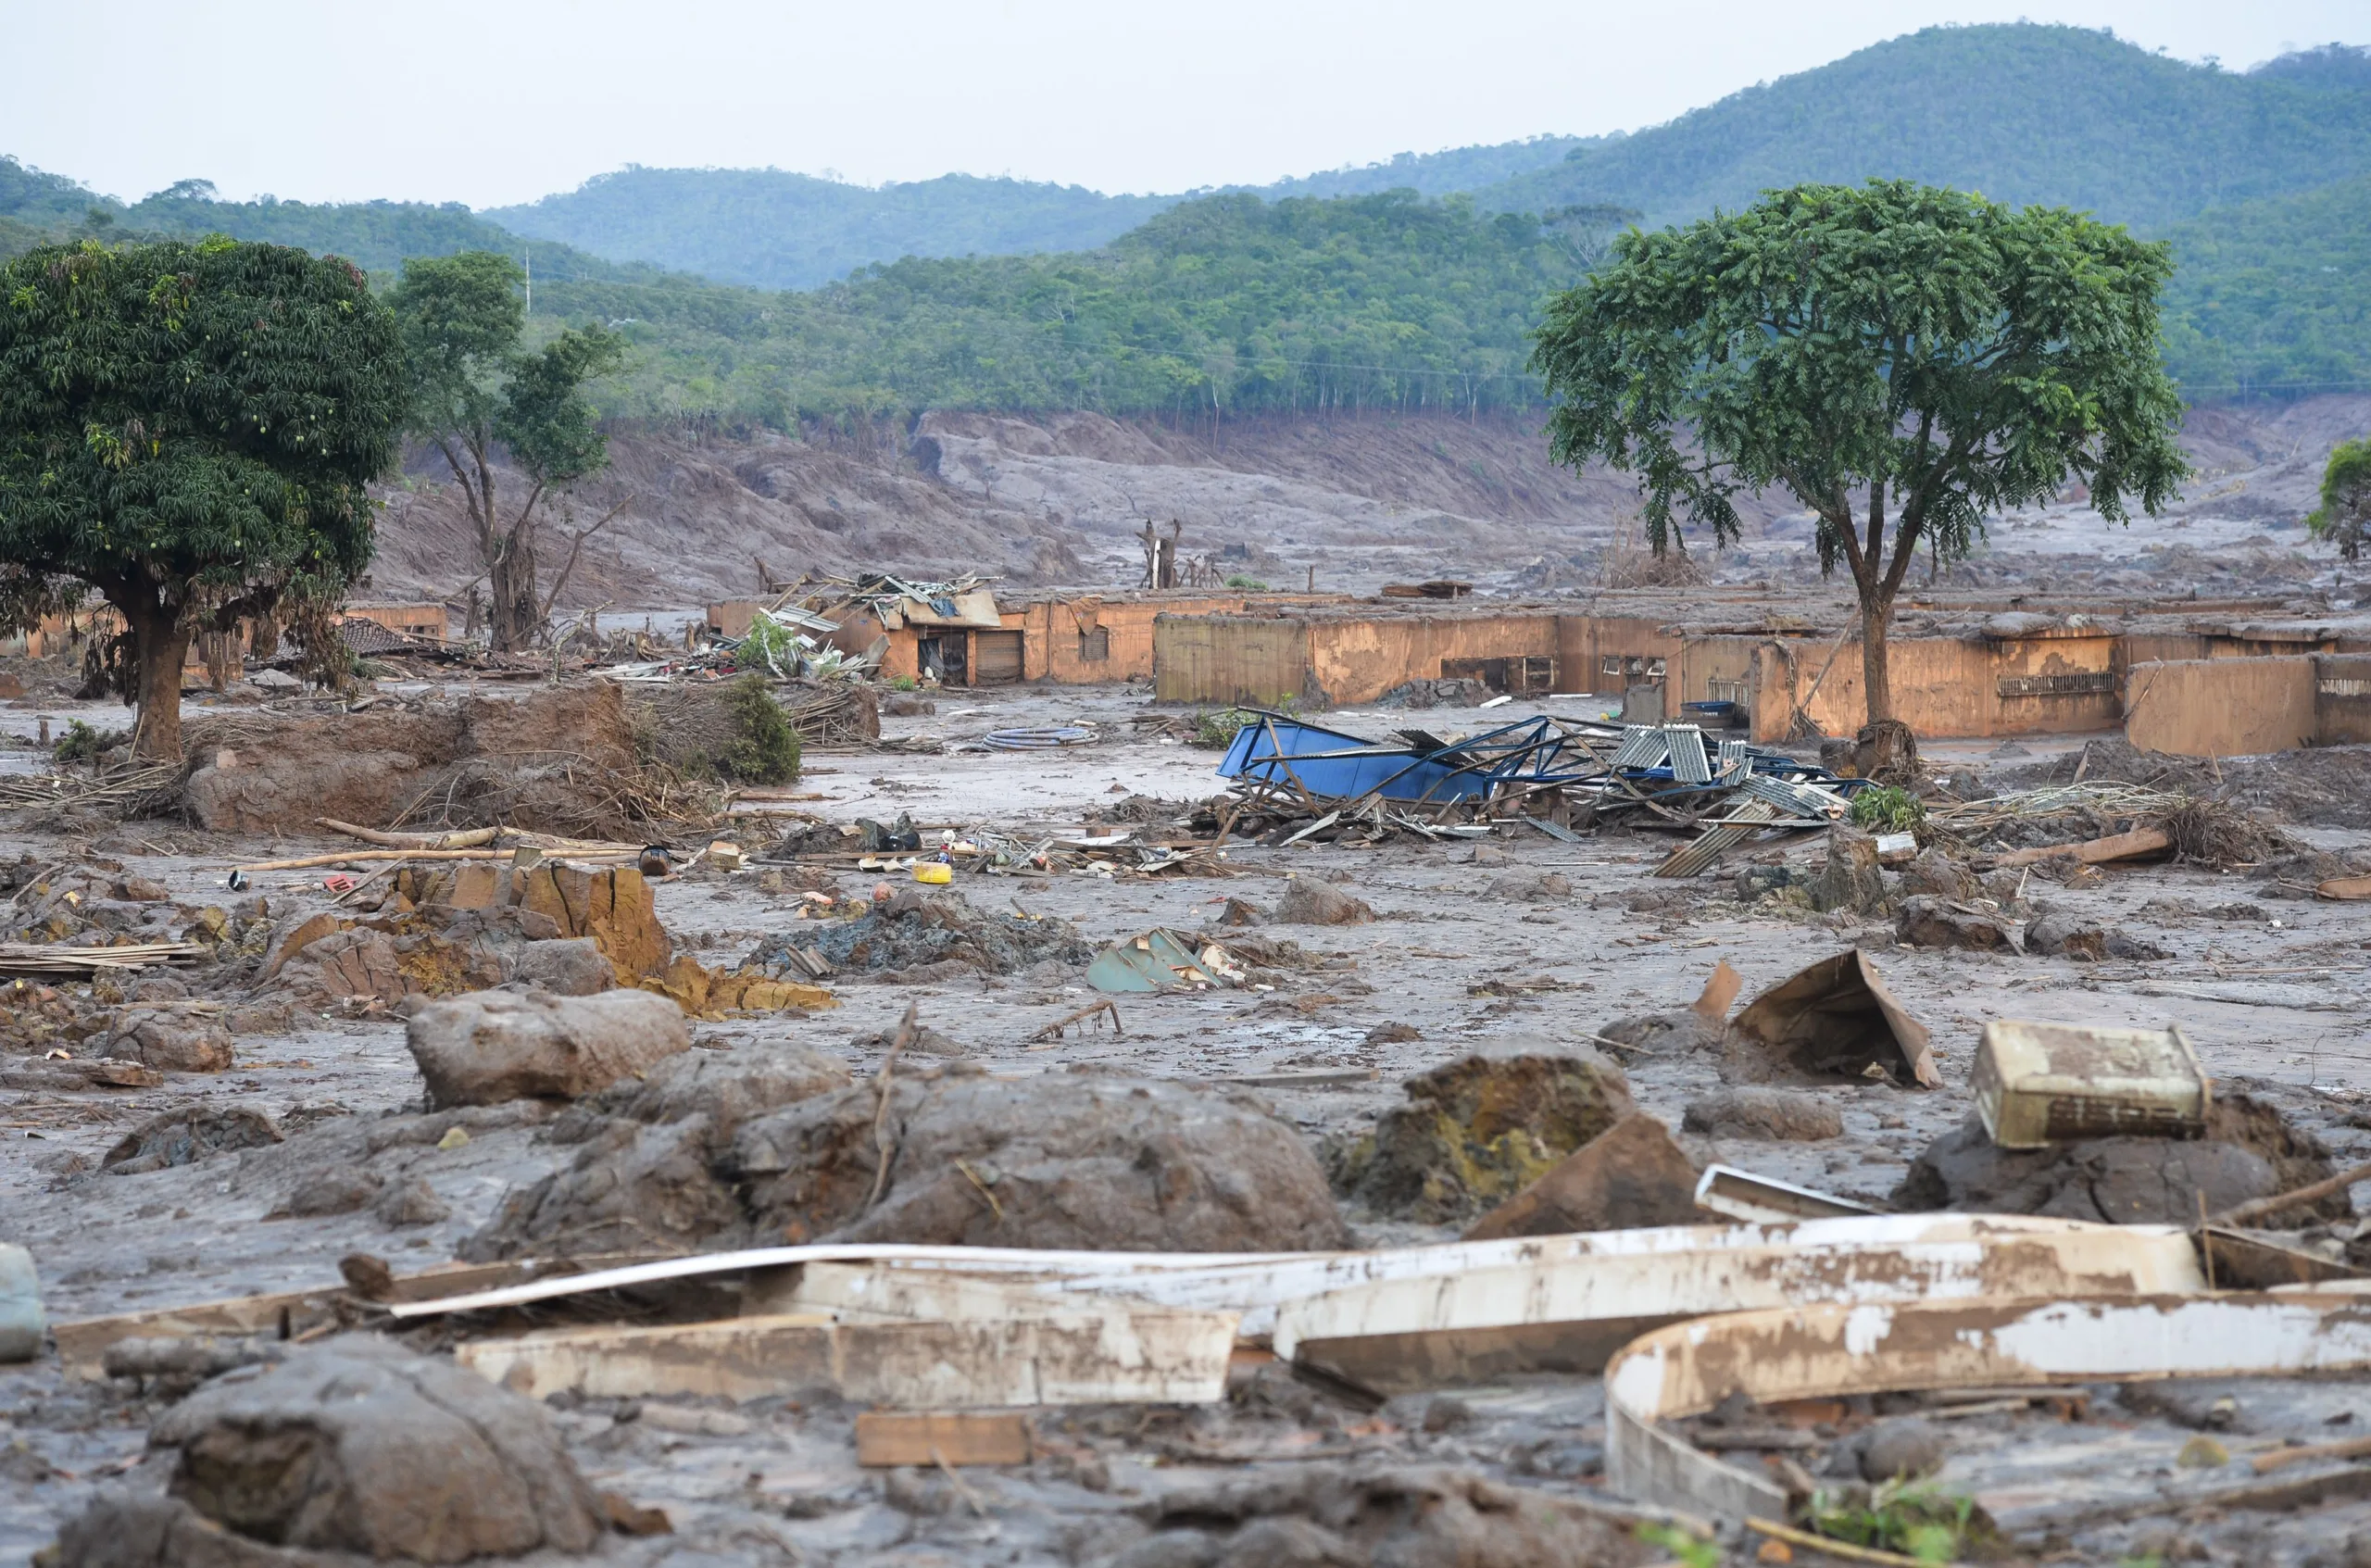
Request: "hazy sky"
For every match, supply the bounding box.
[8,1,2365,210]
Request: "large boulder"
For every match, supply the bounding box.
[1273,875,1374,926]
[1327,1047,1635,1223]
[734,1069,1349,1251]
[1894,1097,2340,1226]
[97,1006,234,1073]
[406,988,691,1108]
[56,1337,601,1565]
[465,1063,1349,1259]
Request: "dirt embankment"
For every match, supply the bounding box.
[365,395,2371,611]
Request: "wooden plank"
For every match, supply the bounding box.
[2320,874,2371,901]
[1995,825,2170,867]
[53,1254,662,1378]
[455,1309,1238,1408]
[856,1411,1032,1467]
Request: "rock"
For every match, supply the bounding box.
[2026,907,2108,960]
[737,1072,1350,1252]
[597,1043,850,1134]
[1898,847,1979,901]
[1462,1112,1700,1240]
[1328,1047,1635,1223]
[305,928,417,1002]
[1892,1110,2303,1224]
[1366,1022,1423,1045]
[259,910,346,981]
[267,1169,383,1219]
[406,988,692,1109]
[59,1337,604,1564]
[114,877,171,903]
[373,1177,452,1227]
[226,1000,298,1037]
[1468,845,1509,866]
[1861,1417,1947,1481]
[469,1067,1349,1260]
[507,936,614,995]
[1896,896,2022,952]
[1212,897,1269,926]
[98,1008,234,1073]
[1733,864,1803,902]
[1682,1087,1844,1142]
[1485,871,1571,903]
[1128,1464,1656,1568]
[462,1118,742,1261]
[1274,875,1374,926]
[124,974,190,1003]
[104,1106,282,1174]
[1809,826,1887,914]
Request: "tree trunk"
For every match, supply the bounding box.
[488,530,541,653]
[124,599,193,763]
[1859,589,1895,725]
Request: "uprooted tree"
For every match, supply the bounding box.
[1530,179,2189,725]
[0,238,406,760]
[388,253,622,654]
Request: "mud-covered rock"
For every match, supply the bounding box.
[736,1069,1349,1251]
[1896,896,2022,952]
[596,1042,850,1133]
[1274,875,1374,926]
[508,936,614,995]
[1463,1113,1700,1239]
[406,988,691,1108]
[1893,1095,2340,1225]
[1898,847,1980,901]
[58,1336,605,1564]
[1810,826,1887,914]
[1484,871,1571,904]
[97,1007,234,1073]
[1682,1086,1844,1142]
[104,1106,282,1174]
[1123,1464,1656,1568]
[1327,1047,1633,1223]
[460,1116,742,1261]
[2026,907,2108,960]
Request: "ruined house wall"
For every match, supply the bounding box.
[2315,654,2371,746]
[2126,657,2320,757]
[1153,615,1314,707]
[1303,612,1562,707]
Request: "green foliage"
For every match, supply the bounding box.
[1223,573,1270,591]
[711,674,800,784]
[1630,1522,1720,1568]
[889,674,920,692]
[52,719,123,765]
[2311,437,2371,559]
[1808,1480,1984,1562]
[1480,26,2371,234]
[0,238,406,753]
[1850,785,1928,834]
[2160,175,2371,395]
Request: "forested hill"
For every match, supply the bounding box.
[480,141,1593,291]
[1478,27,2371,232]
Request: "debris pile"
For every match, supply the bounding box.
[750,887,1094,984]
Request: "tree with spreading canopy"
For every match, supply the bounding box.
[1530,179,2189,726]
[0,237,406,760]
[387,253,622,653]
[2310,436,2371,565]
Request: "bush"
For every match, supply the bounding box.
[1223,572,1270,591]
[53,719,126,765]
[712,673,800,784]
[1850,784,1926,834]
[1193,708,1255,748]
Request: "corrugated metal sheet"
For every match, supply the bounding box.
[1666,724,1712,784]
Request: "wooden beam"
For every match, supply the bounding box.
[856,1411,1032,1467]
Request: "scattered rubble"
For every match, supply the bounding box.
[1461,1112,1700,1239]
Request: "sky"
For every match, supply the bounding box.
[6,0,2366,211]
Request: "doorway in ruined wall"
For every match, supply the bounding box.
[973,630,1024,684]
[919,633,967,685]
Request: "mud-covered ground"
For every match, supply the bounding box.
[5,680,2371,1565]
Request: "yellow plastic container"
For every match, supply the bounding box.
[912,862,952,885]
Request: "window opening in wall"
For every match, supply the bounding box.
[1079,626,1110,661]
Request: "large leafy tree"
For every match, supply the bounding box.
[0,238,405,759]
[1531,180,2189,725]
[2310,436,2370,564]
[388,253,621,652]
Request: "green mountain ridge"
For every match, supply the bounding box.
[1,23,2365,420]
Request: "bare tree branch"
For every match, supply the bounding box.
[540,495,634,621]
